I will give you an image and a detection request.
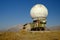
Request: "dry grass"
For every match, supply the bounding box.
[0,30,60,40]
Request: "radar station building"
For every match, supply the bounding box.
[30,4,48,31]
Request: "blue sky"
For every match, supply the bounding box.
[0,0,60,30]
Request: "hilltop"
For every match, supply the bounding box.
[6,24,60,32]
[0,24,60,40]
[0,30,60,40]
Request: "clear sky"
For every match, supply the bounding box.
[0,0,60,30]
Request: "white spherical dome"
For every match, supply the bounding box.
[30,4,48,18]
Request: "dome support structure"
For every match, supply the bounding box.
[31,17,47,31]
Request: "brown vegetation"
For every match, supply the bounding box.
[0,30,60,40]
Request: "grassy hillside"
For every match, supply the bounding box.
[0,30,60,40]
